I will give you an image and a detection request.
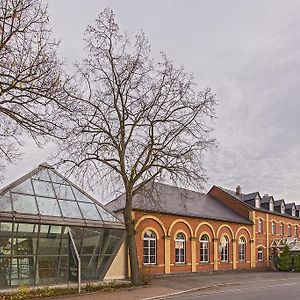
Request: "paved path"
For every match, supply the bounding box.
[45,271,300,300]
[166,274,300,300]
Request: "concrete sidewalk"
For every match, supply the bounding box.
[44,271,300,300]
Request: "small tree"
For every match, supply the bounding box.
[0,0,67,174]
[58,9,217,285]
[278,244,292,271]
[293,254,300,272]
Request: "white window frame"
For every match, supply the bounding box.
[220,236,229,262]
[281,204,285,214]
[143,230,156,265]
[255,196,260,208]
[257,247,263,261]
[269,201,274,211]
[288,224,291,237]
[292,206,296,217]
[258,219,263,233]
[280,223,284,236]
[200,234,209,263]
[238,237,246,262]
[272,221,276,235]
[175,233,185,264]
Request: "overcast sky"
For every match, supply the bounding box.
[2,0,300,203]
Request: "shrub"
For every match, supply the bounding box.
[293,255,300,272]
[139,266,151,285]
[278,244,292,272]
[0,281,131,299]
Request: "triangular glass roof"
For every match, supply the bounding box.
[0,164,122,225]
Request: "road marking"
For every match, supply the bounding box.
[196,281,300,298]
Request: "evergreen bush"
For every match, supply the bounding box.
[278,244,292,271]
[293,254,300,272]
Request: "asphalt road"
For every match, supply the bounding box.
[165,276,300,300]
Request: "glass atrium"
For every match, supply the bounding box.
[0,164,125,288]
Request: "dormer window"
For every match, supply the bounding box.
[281,203,285,214]
[255,196,260,208]
[269,200,274,211]
[292,206,296,217]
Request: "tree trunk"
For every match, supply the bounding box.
[123,191,141,285]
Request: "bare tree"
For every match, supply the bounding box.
[0,0,67,173]
[59,8,217,285]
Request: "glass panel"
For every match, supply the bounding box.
[96,255,111,279]
[69,227,84,251]
[58,256,68,283]
[81,228,102,255]
[60,233,69,255]
[0,223,13,257]
[36,256,59,285]
[0,256,10,288]
[12,238,37,256]
[36,197,62,217]
[12,180,34,195]
[150,255,155,263]
[72,189,93,203]
[78,202,101,221]
[59,200,82,219]
[100,229,123,255]
[48,171,64,183]
[13,223,38,257]
[48,225,62,234]
[10,257,35,286]
[96,205,120,222]
[0,222,13,232]
[38,228,62,256]
[32,169,51,181]
[18,223,37,233]
[81,255,97,280]
[11,194,38,214]
[0,194,12,212]
[32,180,55,198]
[53,183,75,200]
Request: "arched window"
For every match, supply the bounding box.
[280,223,284,236]
[200,234,209,263]
[220,236,229,262]
[238,237,246,262]
[257,246,263,261]
[295,225,298,238]
[258,219,263,233]
[272,221,276,235]
[175,233,185,263]
[288,224,291,237]
[143,230,156,264]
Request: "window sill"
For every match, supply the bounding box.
[143,263,157,267]
[174,262,186,265]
